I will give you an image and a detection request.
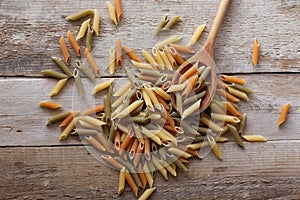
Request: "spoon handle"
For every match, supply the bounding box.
[207,0,231,46]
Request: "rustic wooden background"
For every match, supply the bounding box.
[1,0,300,199]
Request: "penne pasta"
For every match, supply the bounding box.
[106,1,118,25]
[152,156,168,180]
[182,75,198,99]
[131,60,154,70]
[216,89,240,103]
[153,15,169,35]
[211,113,240,123]
[116,37,122,68]
[152,87,171,100]
[142,49,159,69]
[166,83,187,93]
[101,155,124,169]
[76,60,95,82]
[79,115,106,127]
[59,36,70,65]
[46,111,71,126]
[59,118,76,140]
[85,135,106,152]
[144,138,151,161]
[155,35,183,49]
[227,87,249,101]
[59,111,79,127]
[142,127,161,145]
[52,56,73,77]
[123,45,142,62]
[168,147,193,159]
[81,104,104,116]
[183,91,206,106]
[125,171,138,197]
[118,167,126,195]
[50,78,68,97]
[86,24,94,51]
[66,9,94,21]
[242,135,267,142]
[114,0,122,22]
[163,46,177,69]
[181,99,201,119]
[230,83,254,94]
[152,47,165,70]
[178,62,200,84]
[41,69,69,79]
[115,100,144,120]
[92,9,100,36]
[252,38,260,66]
[187,23,206,46]
[113,82,132,97]
[200,115,223,132]
[76,18,91,40]
[169,46,185,65]
[144,84,161,110]
[163,15,181,30]
[73,68,84,98]
[222,101,241,117]
[143,162,154,187]
[278,102,290,126]
[238,113,247,135]
[170,43,194,53]
[108,47,116,75]
[227,124,244,147]
[84,48,101,77]
[92,78,114,95]
[207,134,222,160]
[219,75,247,85]
[67,30,81,57]
[39,100,62,109]
[158,49,173,71]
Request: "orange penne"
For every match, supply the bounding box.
[122,45,142,62]
[219,74,247,85]
[116,37,122,68]
[114,0,122,22]
[179,62,198,83]
[182,75,198,99]
[59,36,70,65]
[144,138,151,161]
[222,102,241,117]
[129,138,139,159]
[59,111,80,127]
[252,38,260,66]
[137,163,148,189]
[84,48,100,77]
[278,102,291,126]
[101,155,124,170]
[119,132,134,155]
[81,104,104,116]
[39,100,62,109]
[170,43,194,53]
[125,171,138,197]
[169,46,184,65]
[67,30,81,57]
[133,142,144,167]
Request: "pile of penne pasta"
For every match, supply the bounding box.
[39,4,268,200]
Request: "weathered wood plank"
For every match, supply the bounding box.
[0,0,299,77]
[0,142,299,199]
[1,74,300,146]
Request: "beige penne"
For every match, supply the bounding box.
[166,83,187,93]
[144,84,161,110]
[79,116,106,127]
[59,118,76,140]
[142,49,159,69]
[93,9,100,36]
[118,167,126,195]
[163,15,181,30]
[108,47,116,75]
[252,38,260,66]
[153,15,169,35]
[76,18,91,40]
[187,23,206,46]
[115,100,144,119]
[155,35,183,49]
[168,147,193,159]
[152,87,171,100]
[158,49,173,71]
[141,127,161,145]
[181,99,201,119]
[113,82,132,97]
[50,78,68,97]
[106,1,118,25]
[152,47,165,70]
[207,134,222,160]
[114,0,122,22]
[242,135,267,142]
[131,60,154,70]
[138,187,156,200]
[143,162,153,188]
[66,9,94,21]
[141,88,155,112]
[163,46,177,69]
[151,156,168,180]
[92,78,114,95]
[200,116,223,132]
[210,113,240,123]
[85,135,106,152]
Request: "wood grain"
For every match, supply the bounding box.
[0,74,300,146]
[1,142,299,199]
[0,0,299,77]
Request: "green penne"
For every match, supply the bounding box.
[42,69,69,79]
[73,68,84,98]
[227,124,244,148]
[52,56,73,77]
[183,91,206,106]
[46,111,71,126]
[76,60,95,82]
[238,113,247,135]
[86,24,93,51]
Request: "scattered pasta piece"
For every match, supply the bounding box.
[252,37,260,66]
[278,102,291,126]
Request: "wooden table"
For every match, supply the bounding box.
[1,0,299,199]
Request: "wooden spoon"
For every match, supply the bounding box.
[173,0,231,112]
